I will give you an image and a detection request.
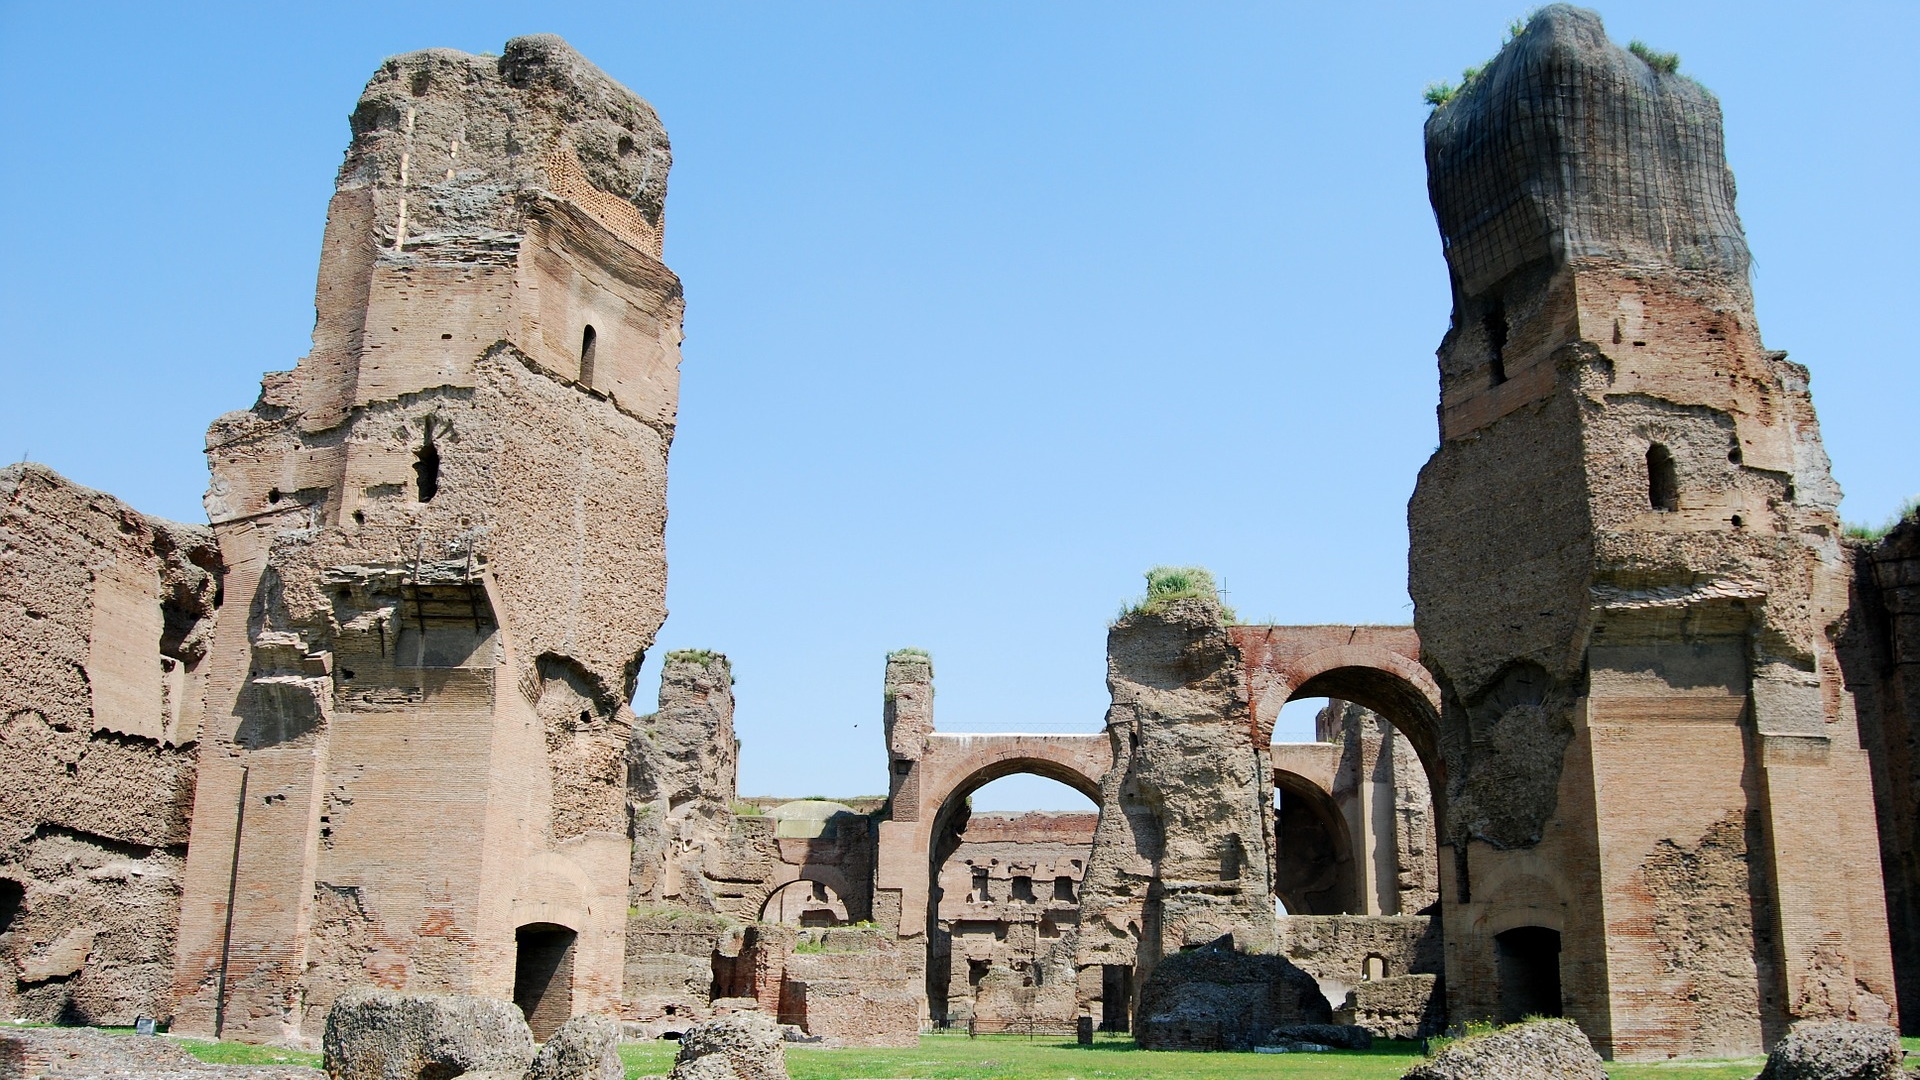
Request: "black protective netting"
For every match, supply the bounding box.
[1425,4,1750,298]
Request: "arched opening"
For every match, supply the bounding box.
[928,768,1097,1031]
[1495,926,1563,1022]
[579,324,597,387]
[512,923,576,1040]
[1270,689,1440,917]
[1273,767,1355,915]
[1647,443,1678,511]
[1364,954,1387,982]
[761,879,849,927]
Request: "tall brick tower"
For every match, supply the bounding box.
[171,36,682,1042]
[1407,5,1894,1060]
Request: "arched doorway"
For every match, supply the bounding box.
[512,922,577,1040]
[926,766,1100,1029]
[1495,926,1563,1022]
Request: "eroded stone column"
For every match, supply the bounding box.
[1077,589,1276,1025]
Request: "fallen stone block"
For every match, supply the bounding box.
[526,1014,623,1080]
[1757,1021,1904,1080]
[0,1026,320,1079]
[1268,1023,1372,1050]
[1401,1018,1605,1080]
[668,1013,787,1080]
[321,988,535,1080]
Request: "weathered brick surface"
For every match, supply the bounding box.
[1409,4,1894,1059]
[1843,515,1920,1031]
[169,35,681,1042]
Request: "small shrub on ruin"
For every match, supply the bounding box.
[731,800,764,816]
[888,646,931,661]
[1628,40,1680,74]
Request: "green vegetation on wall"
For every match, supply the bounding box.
[1119,566,1236,623]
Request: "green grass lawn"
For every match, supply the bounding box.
[42,1024,1920,1079]
[176,1035,323,1069]
[619,1033,1785,1080]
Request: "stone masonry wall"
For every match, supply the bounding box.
[630,652,741,913]
[1843,512,1920,1032]
[0,463,220,1025]
[932,811,1093,1024]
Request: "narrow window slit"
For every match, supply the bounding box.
[579,324,597,387]
[414,430,441,503]
[1484,302,1509,385]
[1647,443,1678,512]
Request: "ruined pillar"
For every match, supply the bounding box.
[862,648,938,1028]
[872,649,934,944]
[1319,701,1438,917]
[629,650,739,912]
[170,36,682,1041]
[1077,578,1276,1025]
[1408,4,1894,1059]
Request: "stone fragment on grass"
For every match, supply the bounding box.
[1757,1021,1904,1080]
[527,1014,624,1080]
[669,1013,787,1080]
[1401,1017,1604,1080]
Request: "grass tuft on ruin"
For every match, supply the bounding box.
[1628,40,1681,73]
[1845,496,1919,541]
[1423,10,1530,107]
[1119,566,1236,623]
[665,648,728,667]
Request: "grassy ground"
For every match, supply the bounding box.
[616,1033,1809,1080]
[43,1025,1920,1078]
[176,1035,323,1069]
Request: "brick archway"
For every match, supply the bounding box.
[1232,625,1445,797]
[872,732,1111,1017]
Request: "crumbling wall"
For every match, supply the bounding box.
[1135,937,1330,1051]
[1077,593,1276,1020]
[172,34,681,1042]
[622,909,732,1031]
[0,463,219,1024]
[777,927,921,1047]
[1409,4,1893,1058]
[1843,511,1920,1032]
[931,811,1092,1023]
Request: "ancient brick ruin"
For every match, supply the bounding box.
[168,35,684,1043]
[0,5,1913,1063]
[1408,4,1895,1059]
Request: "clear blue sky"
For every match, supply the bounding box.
[3,2,1914,810]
